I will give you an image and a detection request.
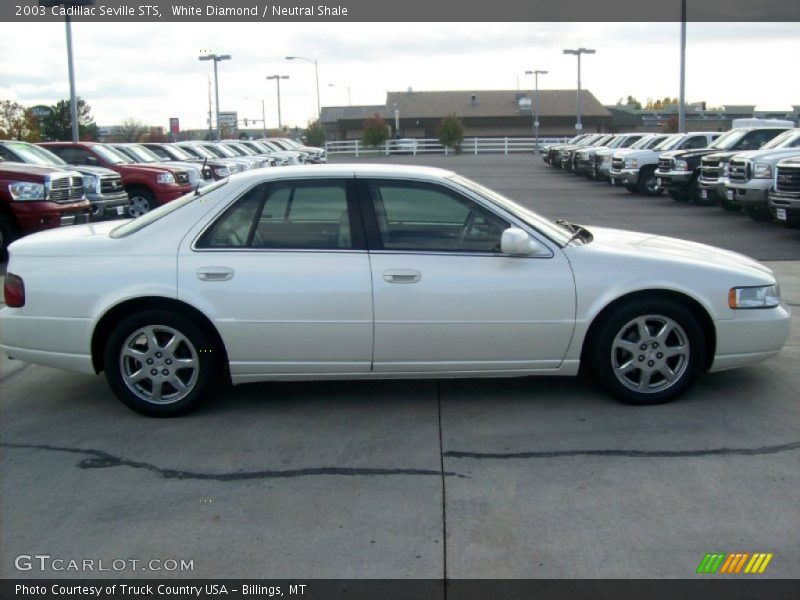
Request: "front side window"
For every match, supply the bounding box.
[363,180,509,253]
[197,180,353,250]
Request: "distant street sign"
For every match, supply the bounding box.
[218,111,238,130]
[169,117,180,134]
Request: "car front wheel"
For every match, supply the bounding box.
[591,298,705,405]
[127,189,157,217]
[103,310,220,416]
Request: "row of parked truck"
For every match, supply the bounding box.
[540,118,800,228]
[0,138,326,256]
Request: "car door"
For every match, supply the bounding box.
[177,177,374,380]
[357,177,576,374]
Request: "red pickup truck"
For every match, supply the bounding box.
[0,161,91,258]
[40,142,193,216]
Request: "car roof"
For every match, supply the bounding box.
[230,163,455,182]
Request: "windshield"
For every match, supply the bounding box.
[111,179,228,238]
[202,144,233,158]
[709,129,746,150]
[225,143,253,156]
[181,144,211,159]
[449,174,573,246]
[123,145,160,162]
[654,134,684,150]
[94,145,132,164]
[281,139,302,149]
[260,141,281,151]
[761,129,800,149]
[642,136,669,149]
[5,142,67,166]
[606,136,625,149]
[628,136,654,149]
[162,145,194,160]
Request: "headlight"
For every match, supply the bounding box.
[624,158,638,168]
[8,181,45,201]
[82,174,99,193]
[156,172,175,184]
[674,159,689,171]
[729,284,781,309]
[213,167,230,177]
[753,163,772,179]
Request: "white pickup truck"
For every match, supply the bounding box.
[608,132,718,195]
[724,128,800,220]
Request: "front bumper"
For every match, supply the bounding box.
[609,168,639,186]
[697,176,728,201]
[86,191,130,221]
[12,200,92,235]
[655,170,692,191]
[768,191,800,225]
[710,304,791,372]
[724,183,769,208]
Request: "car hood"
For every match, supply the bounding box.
[612,148,656,159]
[664,148,719,160]
[731,148,800,162]
[69,165,119,177]
[572,226,773,280]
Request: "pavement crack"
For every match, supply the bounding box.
[0,442,465,480]
[443,440,800,460]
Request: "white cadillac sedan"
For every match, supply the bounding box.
[0,165,791,416]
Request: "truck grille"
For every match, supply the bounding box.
[775,166,800,193]
[611,158,625,171]
[700,157,721,181]
[100,176,125,194]
[49,175,84,203]
[657,157,672,171]
[728,158,750,183]
[175,171,190,184]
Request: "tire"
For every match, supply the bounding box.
[0,212,17,261]
[590,298,705,405]
[745,205,772,222]
[636,166,661,196]
[127,188,157,217]
[718,197,742,212]
[103,310,220,416]
[625,184,639,194]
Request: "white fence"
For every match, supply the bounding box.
[324,137,570,157]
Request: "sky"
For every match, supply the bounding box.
[0,22,798,131]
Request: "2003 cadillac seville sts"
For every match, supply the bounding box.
[0,165,791,416]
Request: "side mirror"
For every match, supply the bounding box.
[501,227,546,256]
[85,156,98,166]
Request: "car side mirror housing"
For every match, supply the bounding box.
[501,227,547,256]
[85,156,98,166]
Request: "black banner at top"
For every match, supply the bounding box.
[3,0,800,22]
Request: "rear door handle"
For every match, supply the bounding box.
[197,267,234,281]
[383,269,422,284]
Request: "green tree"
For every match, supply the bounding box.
[42,97,98,141]
[0,100,40,141]
[438,113,465,154]
[362,113,389,148]
[625,95,642,110]
[305,119,325,147]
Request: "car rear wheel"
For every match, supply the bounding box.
[745,205,772,222]
[103,310,220,416]
[590,298,705,405]
[127,189,157,217]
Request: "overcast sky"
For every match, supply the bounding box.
[0,22,798,131]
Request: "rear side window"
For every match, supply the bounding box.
[196,179,355,250]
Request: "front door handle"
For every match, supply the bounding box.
[197,266,234,281]
[383,269,422,284]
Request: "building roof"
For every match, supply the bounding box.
[320,105,388,123]
[385,89,612,119]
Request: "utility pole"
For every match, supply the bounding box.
[679,0,687,133]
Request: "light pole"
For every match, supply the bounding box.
[563,47,595,132]
[245,97,268,138]
[678,0,687,133]
[393,103,400,137]
[39,0,95,142]
[524,69,548,148]
[266,75,290,130]
[286,56,320,120]
[328,83,351,106]
[198,52,231,141]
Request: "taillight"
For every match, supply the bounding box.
[4,272,25,308]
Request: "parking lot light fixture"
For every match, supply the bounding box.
[286,56,320,119]
[198,52,232,141]
[563,48,595,132]
[267,75,290,130]
[524,69,548,148]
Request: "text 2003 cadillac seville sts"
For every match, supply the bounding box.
[0,165,791,416]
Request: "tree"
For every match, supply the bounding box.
[625,95,642,110]
[0,100,39,141]
[117,118,148,142]
[664,116,679,133]
[438,113,465,154]
[305,119,325,147]
[41,97,98,141]
[362,113,389,148]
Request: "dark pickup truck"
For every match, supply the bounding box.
[0,140,128,221]
[655,127,789,204]
[0,161,91,257]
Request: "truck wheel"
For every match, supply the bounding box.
[127,189,157,217]
[719,197,742,212]
[590,297,705,405]
[637,167,661,196]
[745,205,772,222]
[625,184,639,194]
[0,213,17,261]
[103,310,221,417]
